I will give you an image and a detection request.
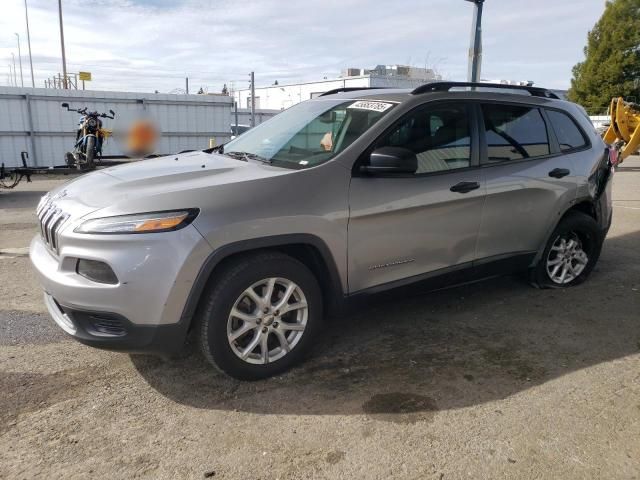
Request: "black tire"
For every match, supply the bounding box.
[197,252,323,380]
[65,152,76,167]
[83,136,96,170]
[530,211,603,288]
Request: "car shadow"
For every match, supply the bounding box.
[131,229,640,421]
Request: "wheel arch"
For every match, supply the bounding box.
[531,198,602,267]
[180,234,344,332]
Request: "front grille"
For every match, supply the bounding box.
[37,198,69,254]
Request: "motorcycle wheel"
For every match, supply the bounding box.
[80,137,96,171]
[65,152,76,167]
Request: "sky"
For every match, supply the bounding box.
[0,0,607,94]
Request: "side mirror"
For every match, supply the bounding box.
[360,146,417,175]
[61,102,69,108]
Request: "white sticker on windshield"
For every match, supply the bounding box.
[347,101,394,112]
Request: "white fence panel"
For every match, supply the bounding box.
[0,87,234,168]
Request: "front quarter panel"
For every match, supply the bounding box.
[192,161,351,293]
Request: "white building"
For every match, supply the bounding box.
[233,65,441,111]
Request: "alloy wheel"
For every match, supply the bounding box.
[226,277,308,365]
[546,233,589,284]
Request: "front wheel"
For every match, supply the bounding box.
[530,211,603,288]
[197,252,323,380]
[79,136,96,171]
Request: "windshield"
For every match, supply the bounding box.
[222,98,396,169]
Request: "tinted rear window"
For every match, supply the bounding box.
[546,110,588,152]
[481,104,550,163]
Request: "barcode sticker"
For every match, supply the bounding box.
[347,101,394,112]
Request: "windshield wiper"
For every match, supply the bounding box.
[221,151,249,162]
[224,151,272,164]
[203,143,225,154]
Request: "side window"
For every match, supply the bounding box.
[376,103,471,174]
[481,104,550,163]
[546,110,588,152]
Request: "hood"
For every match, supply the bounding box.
[45,151,289,218]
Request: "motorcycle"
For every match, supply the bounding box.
[61,102,115,170]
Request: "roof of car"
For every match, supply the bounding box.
[317,82,564,105]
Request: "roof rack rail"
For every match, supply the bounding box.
[319,87,388,97]
[411,81,560,99]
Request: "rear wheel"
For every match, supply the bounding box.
[530,211,603,288]
[197,252,322,380]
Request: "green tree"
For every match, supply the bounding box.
[568,0,640,114]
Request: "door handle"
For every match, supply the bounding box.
[548,168,570,178]
[450,181,480,194]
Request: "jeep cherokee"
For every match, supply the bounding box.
[30,82,614,379]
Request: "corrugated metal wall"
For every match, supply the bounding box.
[0,87,234,168]
[232,108,280,127]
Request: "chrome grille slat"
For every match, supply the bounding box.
[47,210,63,248]
[37,200,69,255]
[42,208,58,245]
[50,214,69,250]
[36,194,49,216]
[40,206,55,241]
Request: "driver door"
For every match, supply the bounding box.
[347,102,486,292]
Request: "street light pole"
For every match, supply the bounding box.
[24,0,35,87]
[250,71,256,127]
[15,33,24,87]
[57,0,69,89]
[465,0,484,83]
[11,53,17,86]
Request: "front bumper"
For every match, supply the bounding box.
[43,293,188,355]
[30,224,213,354]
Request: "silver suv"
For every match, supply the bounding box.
[30,82,614,379]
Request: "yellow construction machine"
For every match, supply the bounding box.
[603,97,640,163]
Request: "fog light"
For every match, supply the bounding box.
[76,259,118,284]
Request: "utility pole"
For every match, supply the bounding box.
[250,71,256,127]
[185,77,189,94]
[11,53,17,86]
[234,99,239,135]
[465,0,484,83]
[24,0,35,87]
[57,0,68,89]
[15,33,24,87]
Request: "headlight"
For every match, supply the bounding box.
[74,209,199,234]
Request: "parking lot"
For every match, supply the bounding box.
[1,158,639,479]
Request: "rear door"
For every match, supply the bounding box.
[476,102,578,263]
[347,102,486,292]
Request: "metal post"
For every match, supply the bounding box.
[465,0,484,83]
[8,65,14,86]
[15,33,24,87]
[234,99,239,134]
[25,94,37,166]
[58,0,68,89]
[250,71,256,127]
[11,53,17,86]
[24,0,35,87]
[185,77,189,94]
